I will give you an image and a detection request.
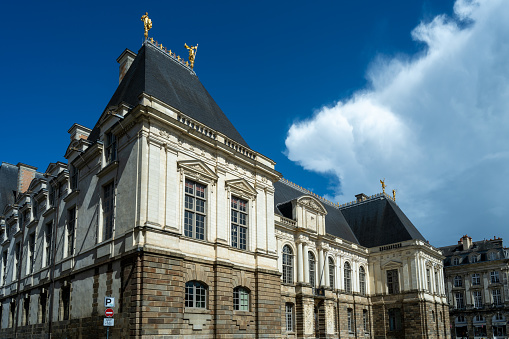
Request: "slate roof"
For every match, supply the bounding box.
[439,238,506,265]
[0,163,18,213]
[274,180,427,248]
[89,42,248,147]
[340,196,427,248]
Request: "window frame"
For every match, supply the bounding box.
[184,179,207,241]
[230,195,248,250]
[67,207,76,257]
[282,245,294,284]
[102,182,115,242]
[347,308,353,333]
[359,266,366,295]
[472,273,481,286]
[308,251,316,287]
[492,289,502,306]
[387,269,399,294]
[454,275,462,287]
[185,281,207,309]
[388,308,402,331]
[490,271,500,284]
[328,257,335,289]
[285,302,294,332]
[44,222,53,267]
[455,292,465,309]
[344,262,352,293]
[233,286,250,311]
[473,290,483,308]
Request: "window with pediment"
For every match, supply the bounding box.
[184,179,206,240]
[387,269,399,294]
[231,196,248,250]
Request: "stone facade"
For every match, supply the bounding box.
[0,38,450,338]
[441,235,509,339]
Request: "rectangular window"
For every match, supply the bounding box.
[473,291,483,308]
[105,132,117,163]
[387,269,399,294]
[61,285,70,320]
[49,185,55,207]
[347,308,353,332]
[45,222,53,267]
[493,289,502,305]
[231,196,248,250]
[184,179,206,240]
[33,199,38,219]
[28,233,35,274]
[388,308,402,331]
[39,290,47,323]
[454,276,463,287]
[455,292,465,309]
[426,268,431,291]
[491,271,500,283]
[285,303,294,332]
[363,309,369,332]
[102,182,114,241]
[70,165,78,190]
[23,296,30,326]
[14,242,20,280]
[472,273,481,285]
[67,207,76,257]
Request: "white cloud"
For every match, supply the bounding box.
[285,0,509,246]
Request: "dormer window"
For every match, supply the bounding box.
[470,254,480,263]
[105,132,117,164]
[453,257,461,265]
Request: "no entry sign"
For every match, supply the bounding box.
[105,308,114,317]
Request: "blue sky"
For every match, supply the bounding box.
[2,0,508,247]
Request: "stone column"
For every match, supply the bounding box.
[318,248,324,287]
[324,252,330,288]
[303,243,309,284]
[297,242,304,283]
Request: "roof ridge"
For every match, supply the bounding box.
[278,178,339,208]
[145,39,196,75]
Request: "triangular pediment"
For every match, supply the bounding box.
[225,178,257,197]
[178,160,218,181]
[296,196,327,215]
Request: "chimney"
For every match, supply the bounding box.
[117,49,137,84]
[461,235,472,251]
[16,163,37,194]
[355,193,369,203]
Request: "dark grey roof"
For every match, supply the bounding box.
[273,181,360,244]
[439,239,506,267]
[0,163,18,214]
[340,195,427,248]
[89,42,248,147]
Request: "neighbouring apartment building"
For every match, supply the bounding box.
[441,235,509,339]
[0,35,449,338]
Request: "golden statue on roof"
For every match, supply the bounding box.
[380,178,386,193]
[185,43,198,69]
[141,12,152,40]
[392,189,396,201]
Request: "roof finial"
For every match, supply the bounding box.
[185,43,198,69]
[380,178,386,194]
[141,12,152,40]
[392,189,396,201]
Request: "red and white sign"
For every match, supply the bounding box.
[105,308,114,317]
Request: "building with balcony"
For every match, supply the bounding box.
[0,34,448,338]
[441,235,509,339]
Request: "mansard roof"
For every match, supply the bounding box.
[273,180,359,244]
[0,162,18,213]
[273,179,428,248]
[89,42,248,147]
[340,194,427,248]
[439,238,505,257]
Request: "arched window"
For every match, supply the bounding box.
[185,281,207,308]
[328,257,335,289]
[282,245,294,284]
[233,286,249,311]
[359,266,366,295]
[308,252,316,287]
[344,262,351,293]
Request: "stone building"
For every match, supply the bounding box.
[0,35,448,338]
[440,235,509,339]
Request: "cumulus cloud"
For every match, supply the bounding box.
[285,0,509,245]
